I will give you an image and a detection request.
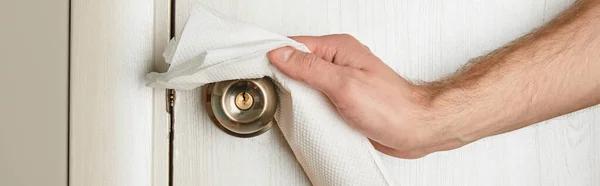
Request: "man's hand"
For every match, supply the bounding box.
[268,0,600,158]
[268,35,458,158]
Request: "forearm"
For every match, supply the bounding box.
[420,0,600,144]
[267,1,600,157]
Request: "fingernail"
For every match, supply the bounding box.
[273,47,294,62]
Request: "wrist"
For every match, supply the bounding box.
[410,84,489,147]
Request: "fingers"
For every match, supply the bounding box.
[289,34,381,71]
[268,46,346,95]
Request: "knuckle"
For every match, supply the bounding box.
[337,33,357,40]
[362,44,372,52]
[298,53,319,72]
[291,53,320,83]
[334,34,369,52]
[323,34,358,43]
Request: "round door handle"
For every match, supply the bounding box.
[202,77,277,137]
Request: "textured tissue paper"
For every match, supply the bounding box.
[146,5,395,186]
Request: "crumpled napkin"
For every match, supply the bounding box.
[147,5,394,186]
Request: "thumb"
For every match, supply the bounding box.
[268,46,345,94]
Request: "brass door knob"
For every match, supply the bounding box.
[203,77,277,137]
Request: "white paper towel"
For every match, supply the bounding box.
[147,5,395,186]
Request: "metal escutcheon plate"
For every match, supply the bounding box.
[202,77,277,138]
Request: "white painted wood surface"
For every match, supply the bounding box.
[173,0,600,186]
[152,1,172,186]
[173,1,310,185]
[70,0,170,185]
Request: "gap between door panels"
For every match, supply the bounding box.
[167,0,176,185]
[152,0,177,185]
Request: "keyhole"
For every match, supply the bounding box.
[235,91,253,110]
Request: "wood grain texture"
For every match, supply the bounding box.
[174,0,599,185]
[152,0,171,186]
[172,1,311,185]
[70,0,169,185]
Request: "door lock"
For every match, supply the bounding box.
[202,77,277,137]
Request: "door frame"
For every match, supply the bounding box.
[70,0,172,185]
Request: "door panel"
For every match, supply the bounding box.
[172,3,311,185]
[173,0,599,186]
[70,0,170,185]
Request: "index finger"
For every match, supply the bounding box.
[289,34,378,70]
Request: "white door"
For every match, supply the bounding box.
[70,0,600,185]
